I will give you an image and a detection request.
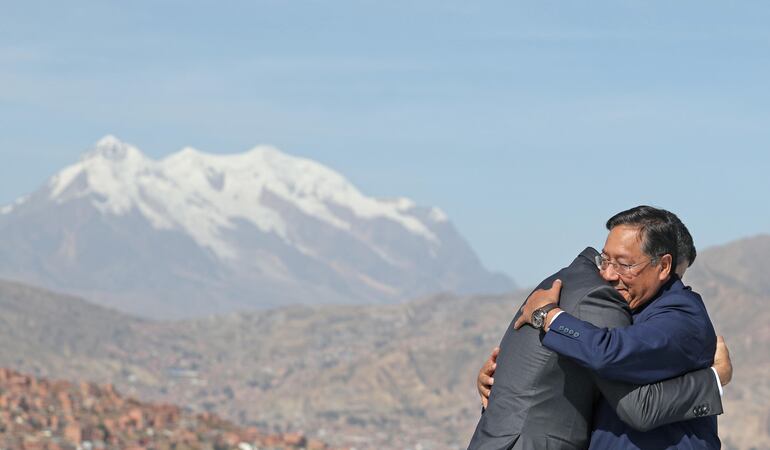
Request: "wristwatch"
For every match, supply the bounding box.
[531,303,559,330]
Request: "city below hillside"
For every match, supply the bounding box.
[0,367,334,450]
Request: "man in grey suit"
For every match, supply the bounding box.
[467,209,730,449]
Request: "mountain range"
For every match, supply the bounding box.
[0,137,513,319]
[0,235,767,449]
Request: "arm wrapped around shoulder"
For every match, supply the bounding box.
[595,367,723,432]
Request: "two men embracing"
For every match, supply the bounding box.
[468,205,731,450]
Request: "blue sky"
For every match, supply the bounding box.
[2,1,769,285]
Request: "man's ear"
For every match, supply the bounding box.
[658,254,673,280]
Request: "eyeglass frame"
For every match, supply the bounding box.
[594,253,659,277]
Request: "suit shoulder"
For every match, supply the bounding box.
[557,266,625,308]
[583,283,626,304]
[642,288,716,339]
[575,284,631,327]
[653,288,708,315]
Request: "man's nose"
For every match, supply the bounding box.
[600,266,619,281]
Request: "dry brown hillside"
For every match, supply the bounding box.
[0,235,767,449]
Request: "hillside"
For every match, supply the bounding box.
[0,367,332,450]
[685,234,770,450]
[0,235,767,449]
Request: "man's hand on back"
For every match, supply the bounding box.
[712,336,733,386]
[478,347,499,408]
[514,279,562,330]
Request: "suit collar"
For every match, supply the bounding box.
[577,247,600,265]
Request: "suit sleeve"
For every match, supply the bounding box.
[594,368,723,431]
[542,293,711,384]
[566,284,722,430]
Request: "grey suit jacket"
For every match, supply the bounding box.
[467,247,722,450]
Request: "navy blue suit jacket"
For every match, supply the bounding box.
[543,276,720,449]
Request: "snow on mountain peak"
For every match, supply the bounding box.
[84,135,147,163]
[161,144,439,243]
[49,136,154,215]
[42,137,443,259]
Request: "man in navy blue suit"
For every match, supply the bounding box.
[513,206,720,448]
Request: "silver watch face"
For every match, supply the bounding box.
[531,309,545,329]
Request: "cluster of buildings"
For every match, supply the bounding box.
[0,368,334,450]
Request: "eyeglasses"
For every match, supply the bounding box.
[594,254,655,276]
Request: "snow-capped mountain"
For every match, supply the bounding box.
[0,136,514,318]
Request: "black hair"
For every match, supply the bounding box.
[606,205,682,267]
[671,215,696,267]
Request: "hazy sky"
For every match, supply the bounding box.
[2,1,769,286]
